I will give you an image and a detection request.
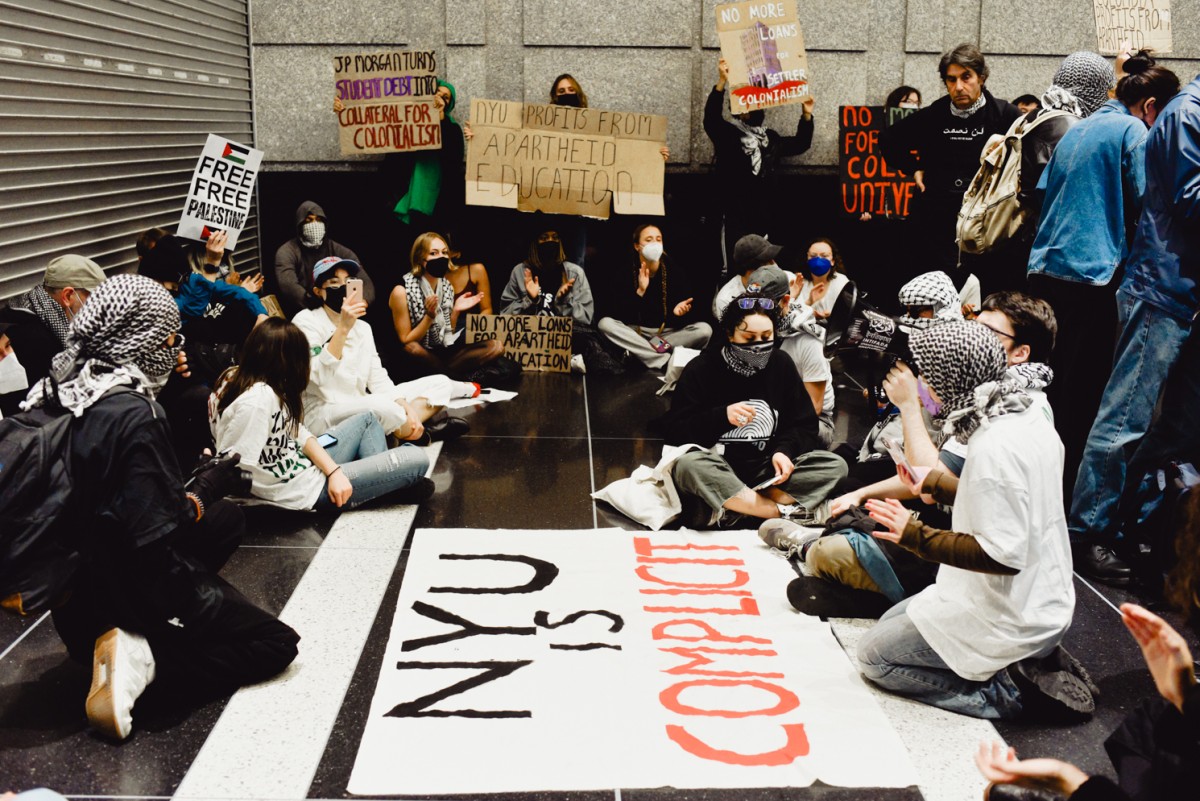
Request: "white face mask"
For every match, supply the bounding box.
[300,220,326,249]
[898,102,919,109]
[0,350,29,395]
[640,242,664,263]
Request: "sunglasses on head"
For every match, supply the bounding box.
[736,297,776,310]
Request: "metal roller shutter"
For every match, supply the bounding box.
[0,0,258,299]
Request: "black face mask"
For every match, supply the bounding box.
[322,284,346,314]
[537,241,563,267]
[554,93,581,107]
[425,257,450,278]
[743,110,765,127]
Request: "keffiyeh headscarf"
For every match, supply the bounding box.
[9,284,72,346]
[909,321,1012,444]
[732,117,771,176]
[898,271,963,331]
[1042,51,1115,118]
[22,274,181,416]
[950,93,987,119]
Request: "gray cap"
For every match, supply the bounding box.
[44,254,106,291]
[732,234,782,272]
[745,265,790,300]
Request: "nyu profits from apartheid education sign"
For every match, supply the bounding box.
[348,528,919,795]
[716,0,812,114]
[466,99,667,219]
[177,134,263,250]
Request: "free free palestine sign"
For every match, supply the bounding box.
[348,528,918,795]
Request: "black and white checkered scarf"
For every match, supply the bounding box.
[909,321,1017,444]
[1042,51,1115,118]
[898,270,963,331]
[23,274,181,416]
[9,284,72,346]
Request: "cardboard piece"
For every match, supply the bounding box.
[1094,0,1173,54]
[716,0,811,114]
[466,99,667,219]
[261,294,285,319]
[465,313,573,372]
[177,134,263,250]
[838,106,918,219]
[334,50,441,155]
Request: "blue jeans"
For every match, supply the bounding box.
[1069,291,1191,542]
[855,597,1024,720]
[313,413,429,511]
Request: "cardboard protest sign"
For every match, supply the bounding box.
[466,99,667,219]
[716,0,811,114]
[348,528,920,795]
[465,314,573,372]
[1094,0,1172,54]
[333,50,441,155]
[177,134,263,250]
[838,106,917,219]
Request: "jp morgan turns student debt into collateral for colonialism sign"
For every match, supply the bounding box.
[348,528,919,795]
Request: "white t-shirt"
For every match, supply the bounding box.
[779,331,834,426]
[906,395,1074,681]
[799,272,849,317]
[210,382,326,510]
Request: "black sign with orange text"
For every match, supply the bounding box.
[838,106,917,219]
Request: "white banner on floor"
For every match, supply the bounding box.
[348,528,919,795]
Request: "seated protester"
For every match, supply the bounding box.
[500,229,594,323]
[766,290,1057,616]
[796,237,850,322]
[19,274,298,739]
[0,315,36,418]
[853,320,1083,721]
[663,294,847,528]
[6,254,107,384]
[211,318,433,511]
[293,256,475,442]
[744,264,837,446]
[712,234,785,320]
[136,226,169,265]
[389,231,505,378]
[141,234,267,387]
[274,200,377,316]
[597,223,712,370]
[184,229,265,293]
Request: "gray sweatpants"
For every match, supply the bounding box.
[597,317,712,369]
[672,449,847,514]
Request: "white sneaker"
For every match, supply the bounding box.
[758,518,823,560]
[86,627,156,740]
[570,353,587,374]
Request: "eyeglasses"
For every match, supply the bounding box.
[736,297,776,310]
[977,321,1015,340]
[165,333,186,350]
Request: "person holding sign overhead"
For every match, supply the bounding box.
[705,57,814,279]
[389,231,505,378]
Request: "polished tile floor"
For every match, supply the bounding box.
[1,368,1195,800]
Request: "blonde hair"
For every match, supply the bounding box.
[409,231,455,276]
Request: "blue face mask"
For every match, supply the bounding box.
[917,378,942,416]
[807,256,833,277]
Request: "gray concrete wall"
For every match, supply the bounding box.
[250,0,1200,172]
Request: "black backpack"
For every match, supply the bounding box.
[0,384,132,615]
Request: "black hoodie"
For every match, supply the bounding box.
[272,200,375,315]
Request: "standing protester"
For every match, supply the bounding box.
[19,274,298,740]
[1071,70,1200,585]
[1028,52,1178,503]
[880,44,1021,283]
[274,201,377,316]
[705,58,814,278]
[597,224,712,370]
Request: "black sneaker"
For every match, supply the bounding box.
[1009,656,1095,721]
[785,577,893,619]
[1072,541,1132,586]
[426,415,469,443]
[387,477,436,505]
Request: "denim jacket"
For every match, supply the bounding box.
[1122,76,1200,321]
[1027,100,1147,285]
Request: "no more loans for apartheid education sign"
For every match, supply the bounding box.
[334,50,440,155]
[465,314,573,373]
[348,528,920,795]
[177,134,263,250]
[716,0,812,114]
[466,98,668,219]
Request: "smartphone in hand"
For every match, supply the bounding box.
[345,277,364,305]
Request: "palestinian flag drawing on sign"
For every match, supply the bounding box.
[222,141,250,165]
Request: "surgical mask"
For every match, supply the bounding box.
[425,256,450,278]
[554,93,581,107]
[0,350,29,394]
[807,256,833,277]
[300,220,326,249]
[322,284,347,313]
[917,379,942,416]
[640,242,664,263]
[724,340,774,376]
[537,241,562,267]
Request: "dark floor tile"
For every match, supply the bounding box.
[456,372,588,439]
[0,609,48,661]
[416,435,598,530]
[584,369,672,439]
[238,504,339,548]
